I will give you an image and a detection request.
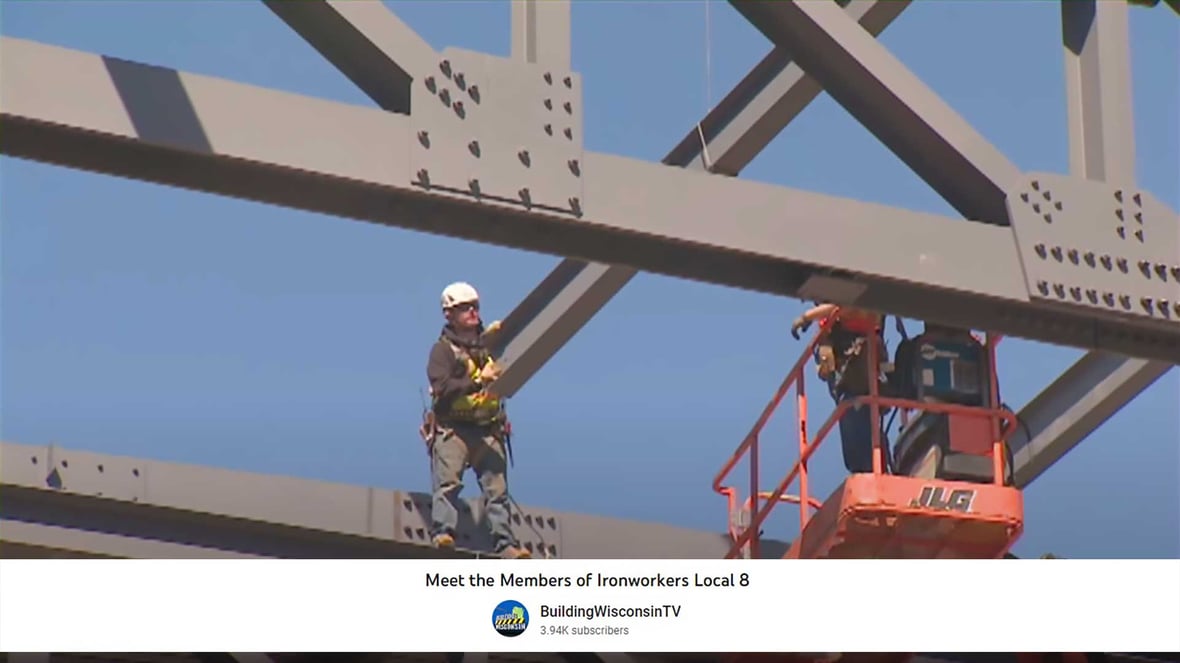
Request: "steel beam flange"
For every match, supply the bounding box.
[1006,172,1180,324]
[409,47,584,216]
[393,490,436,546]
[23,444,149,503]
[501,502,563,559]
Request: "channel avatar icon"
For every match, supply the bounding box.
[491,599,529,637]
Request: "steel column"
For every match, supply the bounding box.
[730,0,1021,224]
[512,0,571,70]
[1062,0,1137,185]
[1007,1,1173,485]
[492,0,911,395]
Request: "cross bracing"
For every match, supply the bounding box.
[0,0,1177,561]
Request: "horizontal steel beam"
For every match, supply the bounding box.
[0,441,785,559]
[493,0,912,395]
[2,38,1178,361]
[730,0,1021,225]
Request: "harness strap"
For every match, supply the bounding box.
[893,316,909,342]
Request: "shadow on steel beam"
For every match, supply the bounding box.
[102,55,212,153]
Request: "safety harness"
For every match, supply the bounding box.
[419,334,514,466]
[814,307,885,401]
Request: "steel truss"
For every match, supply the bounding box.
[1,0,1178,559]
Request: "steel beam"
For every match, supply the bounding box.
[2,37,1178,361]
[1063,0,1137,185]
[512,0,571,70]
[0,441,788,559]
[1009,352,1173,487]
[666,1,912,178]
[262,0,438,114]
[732,0,1177,482]
[729,0,1021,225]
[492,0,912,396]
[1005,0,1172,485]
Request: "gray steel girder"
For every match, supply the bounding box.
[732,0,1178,484]
[729,0,1021,225]
[1004,0,1175,485]
[4,37,1177,362]
[263,0,438,114]
[1009,351,1171,488]
[511,0,571,70]
[492,0,912,397]
[0,441,789,560]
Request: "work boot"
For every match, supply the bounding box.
[432,533,455,549]
[499,545,531,559]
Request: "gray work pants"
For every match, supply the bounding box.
[429,421,517,552]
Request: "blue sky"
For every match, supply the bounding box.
[2,1,1177,559]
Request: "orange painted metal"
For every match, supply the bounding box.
[713,310,1024,560]
[784,473,1023,559]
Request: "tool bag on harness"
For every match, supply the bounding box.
[419,338,514,466]
[813,309,885,400]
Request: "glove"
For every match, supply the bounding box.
[481,319,503,341]
[790,316,811,340]
[479,361,502,382]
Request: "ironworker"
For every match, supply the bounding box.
[791,302,891,474]
[422,281,530,559]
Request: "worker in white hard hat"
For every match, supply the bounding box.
[422,281,530,559]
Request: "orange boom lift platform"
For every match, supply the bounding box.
[712,312,1024,561]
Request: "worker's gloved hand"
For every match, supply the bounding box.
[480,362,502,382]
[790,316,811,340]
[481,320,503,339]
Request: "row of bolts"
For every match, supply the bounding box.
[1025,184,1177,314]
[1037,279,1180,317]
[1033,245,1179,316]
[1034,243,1179,282]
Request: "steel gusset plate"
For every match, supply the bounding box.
[1006,172,1180,325]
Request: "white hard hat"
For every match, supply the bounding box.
[441,281,480,309]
